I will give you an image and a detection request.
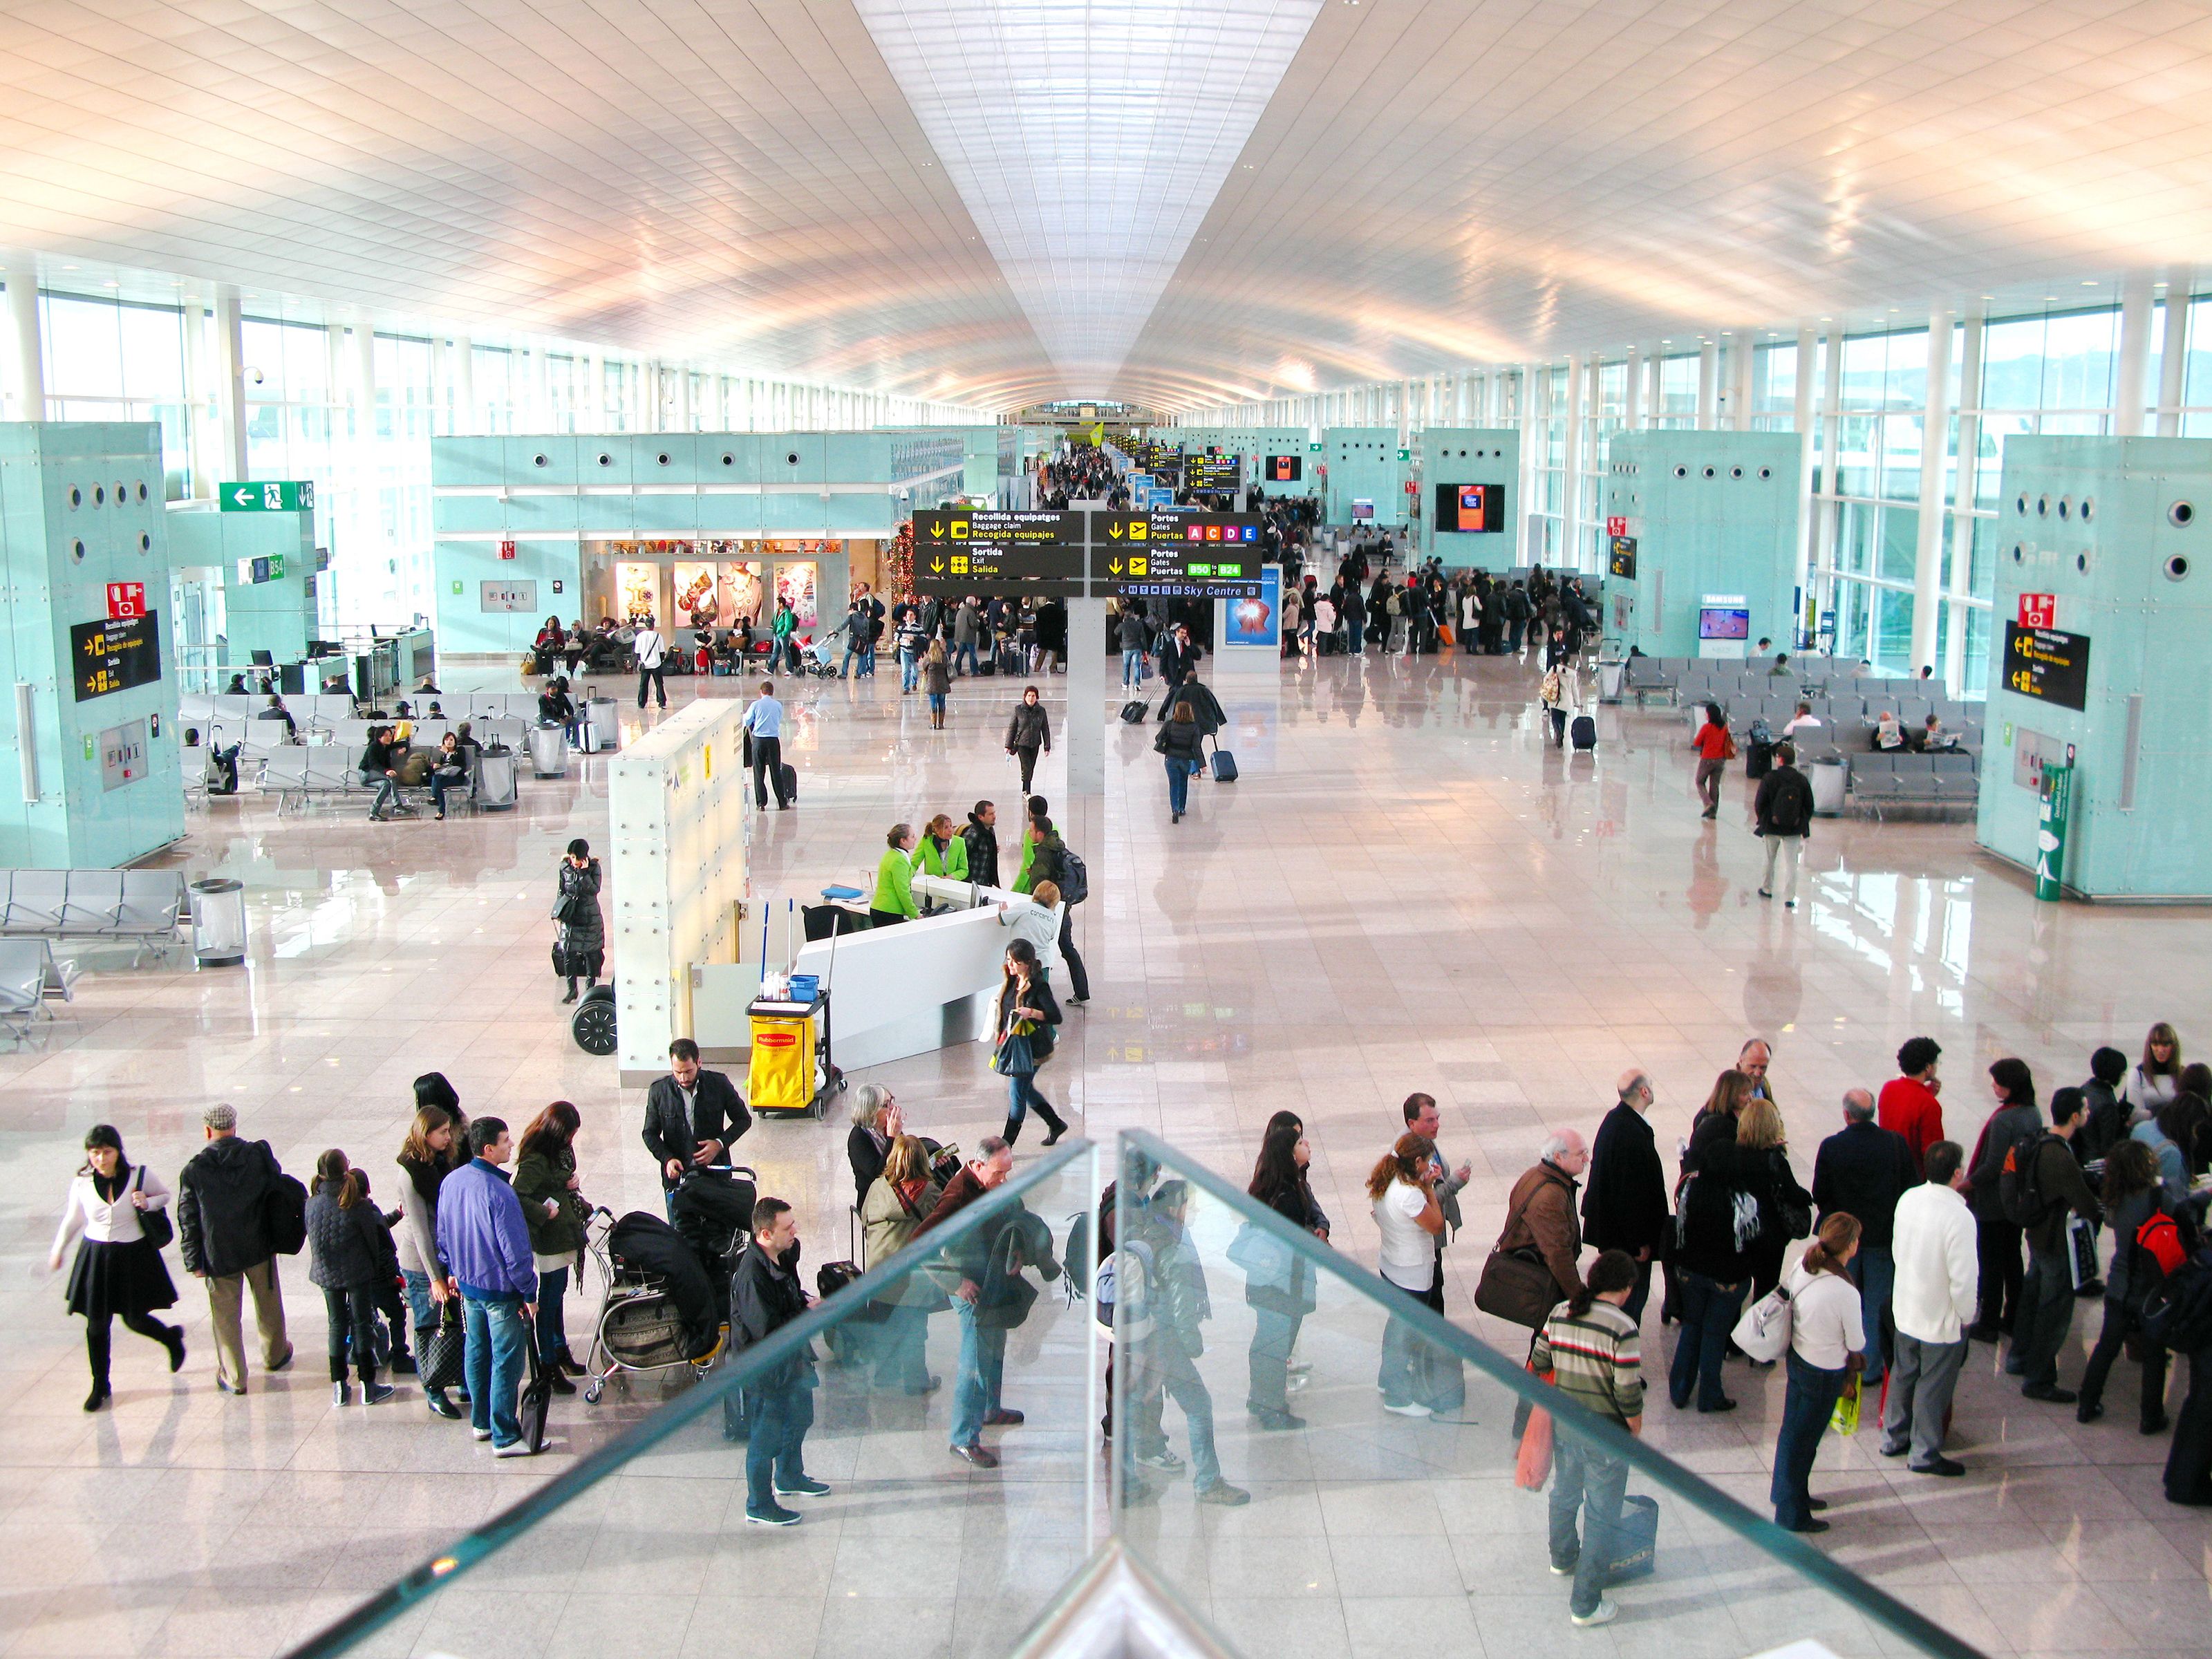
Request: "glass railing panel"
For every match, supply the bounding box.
[287,1140,1100,1659]
[1109,1132,1985,1659]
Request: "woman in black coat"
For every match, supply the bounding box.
[554,838,604,1003]
[1244,1117,1328,1429]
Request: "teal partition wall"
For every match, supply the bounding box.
[0,424,184,868]
[1416,427,1522,568]
[1976,436,2212,899]
[166,503,318,666]
[1600,431,1803,657]
[431,432,967,653]
[1323,427,1408,526]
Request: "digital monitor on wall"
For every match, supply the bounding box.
[1698,607,1752,641]
[1351,498,1376,521]
[1433,482,1505,532]
[1267,455,1302,482]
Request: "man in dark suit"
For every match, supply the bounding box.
[642,1038,751,1216]
[1582,1069,1668,1323]
[1812,1088,1918,1388]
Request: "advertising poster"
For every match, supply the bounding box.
[1224,566,1281,648]
[776,563,818,628]
[617,561,658,622]
[720,561,765,628]
[672,562,718,625]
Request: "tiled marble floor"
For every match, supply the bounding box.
[3,646,2209,1659]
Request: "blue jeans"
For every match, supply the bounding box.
[841,643,863,677]
[1122,648,1145,686]
[1669,1271,1745,1410]
[460,1291,529,1447]
[402,1268,437,1337]
[1848,1247,1894,1385]
[1165,756,1194,814]
[1248,1306,1302,1412]
[744,1382,814,1513]
[952,1300,1006,1447]
[901,650,919,691]
[1550,1437,1629,1618]
[875,1301,932,1389]
[955,642,978,675]
[859,644,875,677]
[1772,1351,1847,1528]
[1156,1346,1222,1490]
[928,693,946,717]
[536,1266,570,1364]
[1006,1071,1049,1125]
[1347,617,1364,655]
[368,775,398,814]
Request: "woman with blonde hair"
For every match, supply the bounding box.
[924,637,952,730]
[1688,1068,1757,1161]
[1772,1214,1864,1531]
[1738,1095,1810,1306]
[1368,1132,1446,1416]
[861,1134,946,1393]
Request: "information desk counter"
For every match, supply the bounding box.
[691,880,1053,1071]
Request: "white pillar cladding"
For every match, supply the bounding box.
[212,288,248,484]
[451,335,475,436]
[1908,307,1954,677]
[1792,327,1818,634]
[2,254,44,420]
[1065,596,1107,794]
[1732,332,1756,431]
[2115,274,2155,438]
[2159,273,2192,438]
[1646,353,1663,427]
[1944,309,1986,692]
[529,346,551,431]
[1623,348,1642,431]
[1562,354,1584,569]
[1696,341,1718,429]
[1815,329,1843,627]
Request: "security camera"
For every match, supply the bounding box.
[247,367,265,386]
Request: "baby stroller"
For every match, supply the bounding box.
[805,635,841,677]
[578,1175,751,1405]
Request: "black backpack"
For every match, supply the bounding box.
[1768,773,1808,835]
[1998,1132,2059,1228]
[1055,847,1089,905]
[2142,1249,2212,1351]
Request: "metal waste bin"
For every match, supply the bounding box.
[189,879,247,968]
[527,724,568,778]
[1597,659,1627,703]
[584,697,620,753]
[474,747,518,810]
[1810,757,1848,817]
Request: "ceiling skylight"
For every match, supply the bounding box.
[854,0,1325,398]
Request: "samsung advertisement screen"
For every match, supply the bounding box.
[1698,607,1751,641]
[1351,499,1375,521]
[1432,482,1505,532]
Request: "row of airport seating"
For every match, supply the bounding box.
[180,691,545,729]
[0,868,190,970]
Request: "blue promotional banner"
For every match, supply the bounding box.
[1224,565,1281,648]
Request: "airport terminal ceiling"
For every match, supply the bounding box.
[5,0,2212,410]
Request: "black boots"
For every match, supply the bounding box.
[562,979,579,1004]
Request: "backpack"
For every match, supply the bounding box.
[1054,847,1089,906]
[2141,1250,2212,1351]
[1094,1237,1153,1336]
[1748,718,1774,746]
[1061,1211,1092,1295]
[1767,774,1808,835]
[1998,1132,2059,1227]
[263,1166,310,1257]
[2137,1210,2188,1279]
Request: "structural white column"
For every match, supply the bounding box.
[1622,348,1643,431]
[2158,274,2192,438]
[1944,310,1985,692]
[2,254,45,422]
[1647,353,1664,426]
[1732,333,1756,431]
[2115,273,2156,438]
[1909,308,1954,677]
[529,347,551,431]
[212,289,248,483]
[1696,341,1718,429]
[450,335,476,435]
[1562,354,1584,570]
[1065,595,1106,794]
[1814,330,1842,634]
[1792,327,1818,637]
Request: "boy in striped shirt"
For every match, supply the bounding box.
[1530,1248,1644,1628]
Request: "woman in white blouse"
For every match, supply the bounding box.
[1771,1213,1865,1533]
[2123,1023,2184,1125]
[1367,1132,1447,1416]
[48,1125,185,1412]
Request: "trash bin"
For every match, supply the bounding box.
[474,747,518,811]
[584,697,620,753]
[527,724,568,778]
[1597,659,1627,703]
[1810,757,1848,816]
[189,879,247,968]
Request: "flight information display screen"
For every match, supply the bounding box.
[1089,510,1264,592]
[911,509,1083,594]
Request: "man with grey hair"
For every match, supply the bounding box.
[1812,1087,1917,1387]
[1496,1128,1589,1309]
[1584,1069,1667,1322]
[1738,1038,1778,1105]
[177,1103,294,1395]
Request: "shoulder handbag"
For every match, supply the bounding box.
[1474,1185,1564,1329]
[419,1302,467,1391]
[514,1334,554,1454]
[1772,1156,1813,1240]
[133,1165,174,1250]
[991,1028,1036,1076]
[1731,1280,1793,1362]
[1719,729,1739,761]
[1226,1221,1293,1293]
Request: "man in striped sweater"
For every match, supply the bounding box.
[1532,1249,1645,1628]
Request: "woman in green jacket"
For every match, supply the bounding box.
[513,1100,588,1391]
[860,1135,945,1392]
[872,823,920,926]
[912,814,970,885]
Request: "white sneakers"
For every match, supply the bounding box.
[1570,1598,1619,1627]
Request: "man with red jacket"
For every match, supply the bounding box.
[1879,1037,1946,1177]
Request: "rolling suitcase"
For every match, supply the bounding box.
[1209,740,1239,782]
[1571,715,1597,751]
[778,762,798,804]
[1120,702,1147,724]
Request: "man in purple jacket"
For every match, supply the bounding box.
[436,1117,539,1456]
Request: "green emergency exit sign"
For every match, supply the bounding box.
[220,480,313,512]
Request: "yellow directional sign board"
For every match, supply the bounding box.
[912,509,1083,596]
[1089,510,1265,597]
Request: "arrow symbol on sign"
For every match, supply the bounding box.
[930,558,944,572]
[1109,560,1123,575]
[1107,523,1123,538]
[230,487,252,505]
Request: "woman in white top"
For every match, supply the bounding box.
[1367,1132,1446,1416]
[999,880,1065,971]
[1772,1213,1865,1533]
[2123,1023,2184,1125]
[48,1124,185,1412]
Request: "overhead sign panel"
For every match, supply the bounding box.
[912,508,1083,595]
[2003,623,2090,711]
[1089,509,1263,595]
[220,480,312,512]
[71,613,162,702]
[1181,453,1240,491]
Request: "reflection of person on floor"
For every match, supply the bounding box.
[1534,1249,1644,1629]
[1127,1181,1251,1506]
